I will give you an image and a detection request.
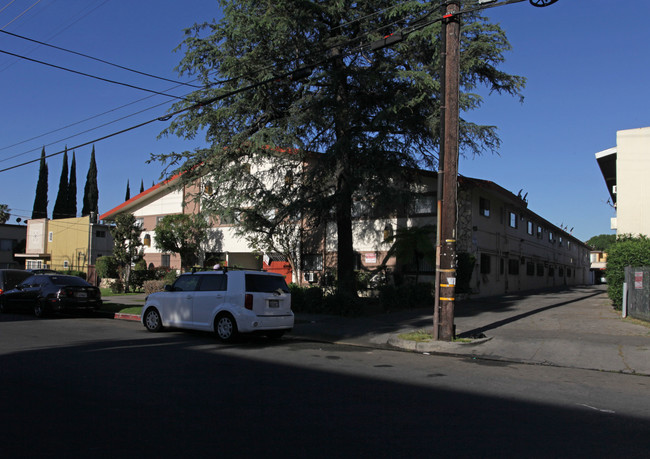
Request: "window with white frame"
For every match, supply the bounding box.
[508,212,518,229]
[412,194,436,215]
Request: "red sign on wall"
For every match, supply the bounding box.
[635,272,643,289]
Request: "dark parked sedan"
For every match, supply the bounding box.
[0,274,102,317]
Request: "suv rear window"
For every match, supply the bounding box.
[245,274,289,293]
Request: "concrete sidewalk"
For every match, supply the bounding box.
[290,285,650,376]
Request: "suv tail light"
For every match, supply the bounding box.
[244,293,253,310]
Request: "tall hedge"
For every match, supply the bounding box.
[606,236,650,309]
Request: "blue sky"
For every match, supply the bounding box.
[0,0,644,243]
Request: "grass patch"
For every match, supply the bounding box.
[398,330,475,343]
[398,330,433,342]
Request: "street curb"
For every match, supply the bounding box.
[387,335,493,353]
[114,313,141,322]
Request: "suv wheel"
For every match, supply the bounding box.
[143,308,163,332]
[215,313,238,343]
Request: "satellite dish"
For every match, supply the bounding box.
[529,0,559,6]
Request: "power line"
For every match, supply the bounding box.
[0,48,192,101]
[0,0,41,30]
[0,29,202,88]
[0,0,532,174]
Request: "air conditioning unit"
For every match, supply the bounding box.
[304,272,318,283]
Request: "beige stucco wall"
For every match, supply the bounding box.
[616,127,650,237]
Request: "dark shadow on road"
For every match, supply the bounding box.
[0,331,649,457]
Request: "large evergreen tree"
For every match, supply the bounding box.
[67,151,77,218]
[156,0,524,298]
[125,180,131,201]
[32,147,48,220]
[52,149,69,220]
[82,146,99,217]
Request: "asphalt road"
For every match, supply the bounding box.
[1,313,649,458]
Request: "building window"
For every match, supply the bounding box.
[537,263,544,276]
[527,221,534,235]
[508,212,518,229]
[537,226,543,239]
[526,262,535,276]
[479,198,490,217]
[135,218,144,228]
[63,260,69,269]
[549,232,554,243]
[559,237,563,247]
[480,253,491,274]
[161,254,170,268]
[302,254,323,271]
[559,267,564,277]
[508,259,519,275]
[548,266,555,277]
[567,268,572,277]
[412,194,436,215]
[96,230,106,238]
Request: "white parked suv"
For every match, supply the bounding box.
[142,270,293,342]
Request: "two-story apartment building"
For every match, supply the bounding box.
[100,165,589,297]
[457,176,590,297]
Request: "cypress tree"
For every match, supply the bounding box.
[67,151,77,218]
[82,146,99,217]
[125,180,131,201]
[52,149,69,220]
[32,147,48,220]
[140,179,144,194]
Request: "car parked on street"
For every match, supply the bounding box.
[0,274,102,317]
[142,269,293,342]
[0,269,32,312]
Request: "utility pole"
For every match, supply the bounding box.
[434,1,460,341]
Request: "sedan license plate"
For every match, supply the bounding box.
[76,291,87,298]
[268,299,279,308]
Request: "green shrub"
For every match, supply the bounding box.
[144,280,166,295]
[606,236,650,309]
[289,284,323,313]
[108,279,124,294]
[96,256,119,279]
